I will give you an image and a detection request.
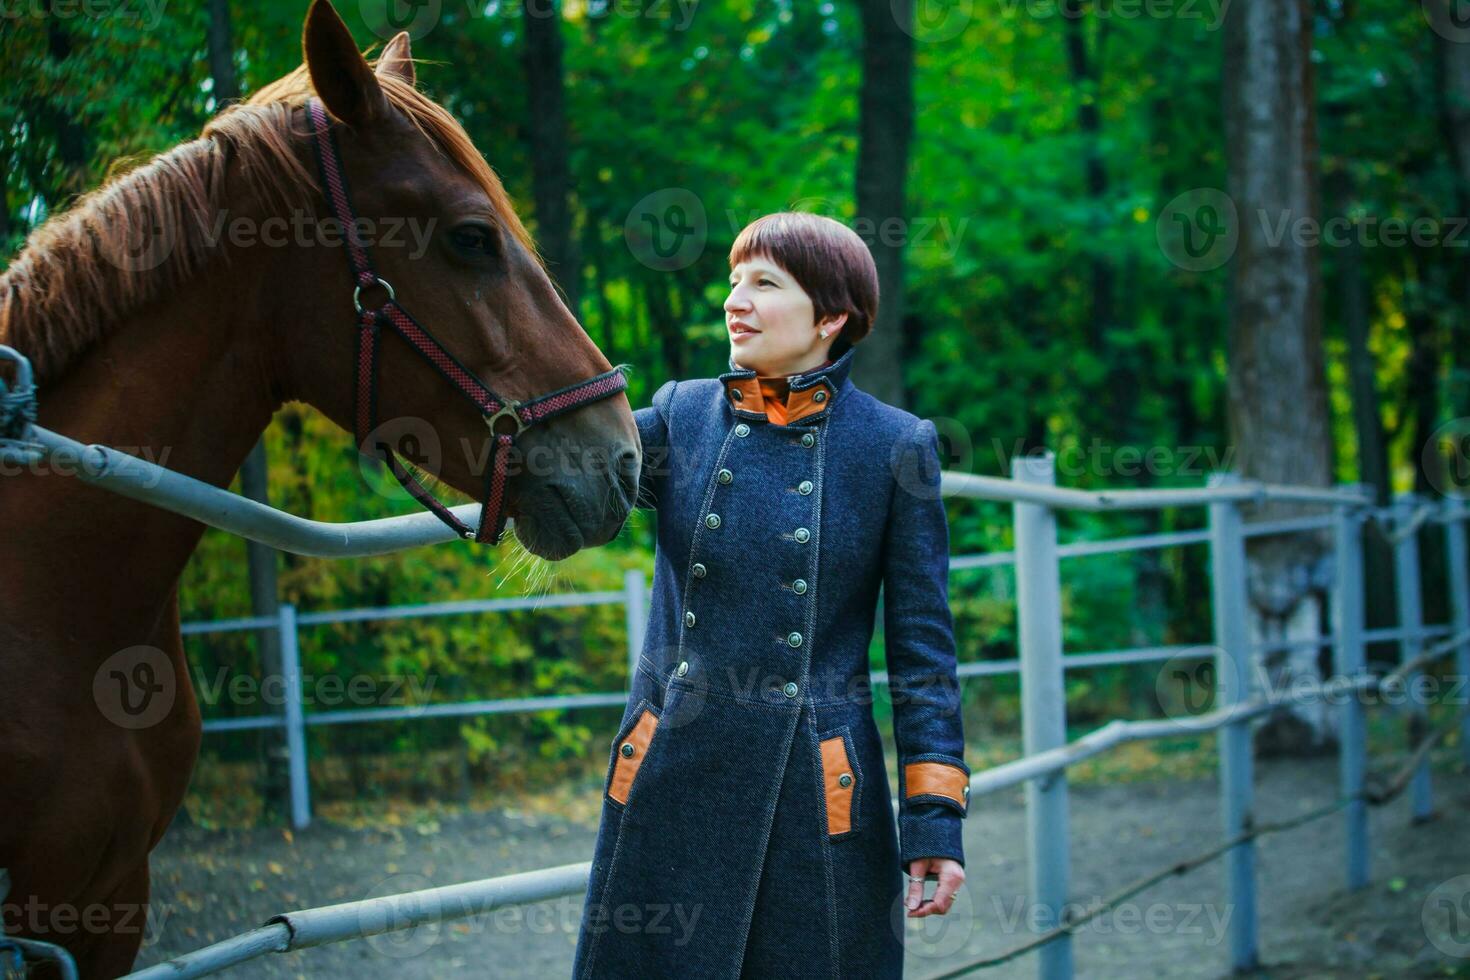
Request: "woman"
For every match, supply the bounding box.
[573,212,969,979]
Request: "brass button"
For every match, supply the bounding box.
[787,632,802,648]
[685,611,696,627]
[801,433,815,448]
[792,579,807,595]
[794,527,810,543]
[676,660,689,677]
[692,563,707,578]
[717,468,733,485]
[838,773,852,788]
[813,390,827,403]
[620,742,635,757]
[798,480,813,495]
[705,513,721,529]
[735,423,750,437]
[782,681,799,698]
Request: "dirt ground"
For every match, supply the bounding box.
[129,754,1470,979]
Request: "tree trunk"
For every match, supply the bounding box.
[43,2,88,201]
[1061,0,1112,356]
[853,0,915,409]
[1223,0,1334,754]
[522,0,581,319]
[645,278,686,381]
[1329,176,1398,652]
[583,208,617,359]
[209,0,286,817]
[0,144,11,245]
[207,0,239,105]
[1432,9,1470,421]
[1404,247,1446,499]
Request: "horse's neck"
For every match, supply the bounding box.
[43,274,279,487]
[7,266,283,628]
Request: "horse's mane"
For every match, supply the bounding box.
[0,61,536,383]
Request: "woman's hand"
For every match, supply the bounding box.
[904,857,965,917]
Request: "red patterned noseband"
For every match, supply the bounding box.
[307,98,628,545]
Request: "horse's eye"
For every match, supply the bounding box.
[450,223,499,257]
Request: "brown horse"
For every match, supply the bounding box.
[0,2,638,975]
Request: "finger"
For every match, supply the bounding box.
[905,869,928,911]
[930,881,957,914]
[908,897,940,918]
[931,868,964,914]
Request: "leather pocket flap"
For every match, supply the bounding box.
[608,707,659,805]
[819,733,857,836]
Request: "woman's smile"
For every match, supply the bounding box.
[728,318,761,342]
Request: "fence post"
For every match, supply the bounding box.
[1207,472,1258,972]
[278,602,311,830]
[623,569,647,687]
[1012,452,1072,980]
[1444,499,1470,768]
[1393,492,1432,822]
[1332,491,1369,890]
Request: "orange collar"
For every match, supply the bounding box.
[720,360,836,425]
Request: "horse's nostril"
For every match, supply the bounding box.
[614,443,640,500]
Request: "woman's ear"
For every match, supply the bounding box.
[818,312,849,339]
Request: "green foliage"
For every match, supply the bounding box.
[2,0,1463,819]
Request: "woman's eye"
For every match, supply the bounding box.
[758,278,775,286]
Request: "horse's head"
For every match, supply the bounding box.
[258,1,637,560]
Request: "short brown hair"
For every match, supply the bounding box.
[728,212,879,357]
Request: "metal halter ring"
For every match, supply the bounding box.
[484,401,527,438]
[353,276,397,315]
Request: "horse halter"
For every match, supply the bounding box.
[307,98,628,545]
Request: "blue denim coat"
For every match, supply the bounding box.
[573,348,968,979]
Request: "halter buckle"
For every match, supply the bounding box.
[353,276,397,315]
[485,402,527,438]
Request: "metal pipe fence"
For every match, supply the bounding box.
[106,454,1470,979]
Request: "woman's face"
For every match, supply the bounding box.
[724,255,842,375]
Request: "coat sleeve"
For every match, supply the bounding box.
[633,380,678,511]
[882,417,969,871]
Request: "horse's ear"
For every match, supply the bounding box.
[303,0,388,128]
[376,32,415,87]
